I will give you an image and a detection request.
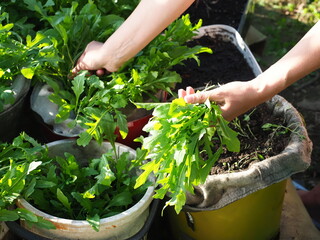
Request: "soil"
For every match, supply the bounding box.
[211,103,290,174]
[173,33,256,90]
[182,0,251,31]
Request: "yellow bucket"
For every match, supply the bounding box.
[167,179,287,240]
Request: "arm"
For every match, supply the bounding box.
[72,0,195,74]
[180,21,320,121]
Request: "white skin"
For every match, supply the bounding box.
[179,20,320,121]
[72,0,195,76]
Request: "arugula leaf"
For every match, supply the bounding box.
[57,188,72,212]
[16,208,38,223]
[86,214,100,232]
[71,73,85,110]
[0,209,19,221]
[107,191,133,208]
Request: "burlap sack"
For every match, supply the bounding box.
[185,94,312,211]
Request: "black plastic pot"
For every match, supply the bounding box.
[0,76,31,142]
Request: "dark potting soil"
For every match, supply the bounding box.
[172,30,290,175]
[173,33,256,91]
[182,0,250,29]
[211,103,290,175]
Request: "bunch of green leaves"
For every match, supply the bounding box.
[48,71,131,149]
[2,0,140,38]
[0,133,55,229]
[21,0,129,85]
[0,11,59,111]
[133,98,240,214]
[24,147,150,232]
[0,132,150,231]
[48,14,212,147]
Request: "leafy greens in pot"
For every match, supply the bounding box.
[0,11,58,111]
[0,133,151,231]
[28,2,212,146]
[5,1,212,147]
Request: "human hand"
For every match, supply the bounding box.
[72,41,120,76]
[178,81,261,121]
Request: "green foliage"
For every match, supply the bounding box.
[0,133,55,229]
[0,11,58,111]
[262,122,305,140]
[133,98,240,214]
[20,0,125,83]
[2,0,140,37]
[0,133,149,231]
[45,14,212,147]
[252,0,318,69]
[25,150,149,231]
[2,1,212,147]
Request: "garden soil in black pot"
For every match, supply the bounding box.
[173,31,256,91]
[182,0,252,33]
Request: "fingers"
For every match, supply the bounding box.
[184,91,214,104]
[178,89,186,98]
[71,41,109,76]
[72,54,87,76]
[179,87,215,103]
[177,86,235,121]
[219,103,233,122]
[96,69,107,76]
[178,86,195,99]
[186,86,195,95]
[71,56,109,77]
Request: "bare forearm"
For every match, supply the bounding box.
[252,21,320,104]
[100,0,195,70]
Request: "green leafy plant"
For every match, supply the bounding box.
[22,1,212,147]
[133,97,240,214]
[231,109,257,139]
[21,0,125,82]
[0,133,55,229]
[0,11,58,111]
[262,122,305,140]
[0,133,150,231]
[2,0,140,38]
[7,1,211,148]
